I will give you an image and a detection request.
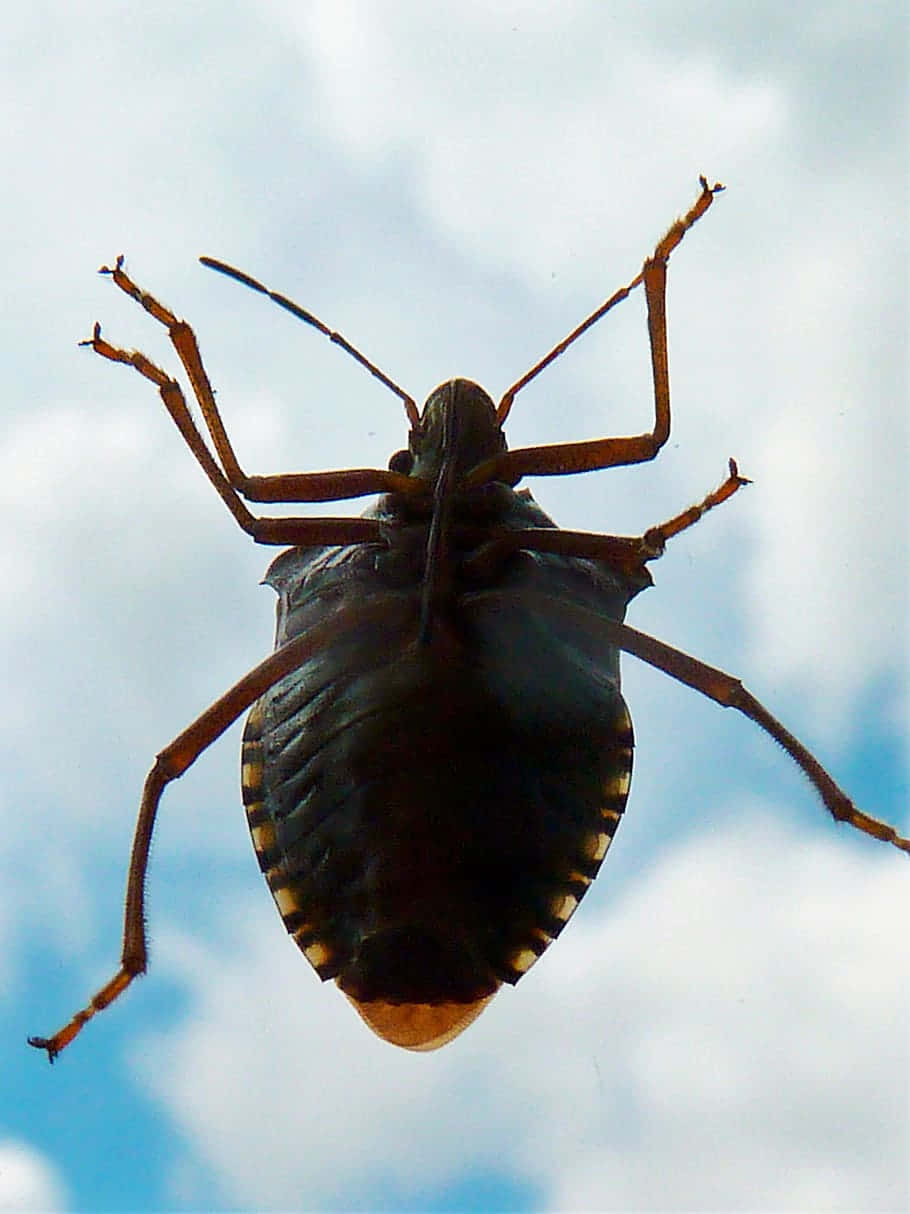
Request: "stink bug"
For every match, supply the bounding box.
[29,178,908,1061]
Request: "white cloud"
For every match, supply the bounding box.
[284,1,787,283]
[1,5,905,1211]
[0,1142,68,1213]
[134,814,909,1210]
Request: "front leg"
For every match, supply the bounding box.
[475,177,725,485]
[81,323,392,547]
[94,257,418,506]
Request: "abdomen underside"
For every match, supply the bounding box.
[242,538,634,1049]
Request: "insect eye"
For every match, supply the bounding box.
[388,449,413,475]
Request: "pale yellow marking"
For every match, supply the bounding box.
[246,702,264,730]
[241,759,264,791]
[342,990,498,1051]
[251,822,277,853]
[304,940,332,969]
[601,806,623,822]
[551,892,578,922]
[567,868,593,887]
[602,773,631,799]
[509,947,539,974]
[245,800,264,815]
[583,831,611,861]
[273,886,301,917]
[292,924,316,945]
[531,927,552,946]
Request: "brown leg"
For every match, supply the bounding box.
[473,177,724,487]
[640,458,751,552]
[462,459,749,577]
[470,590,910,856]
[90,258,418,506]
[83,320,257,532]
[28,596,414,1061]
[81,324,389,547]
[606,617,910,855]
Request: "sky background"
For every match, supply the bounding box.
[1,2,907,1211]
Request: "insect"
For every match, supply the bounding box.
[29,178,908,1061]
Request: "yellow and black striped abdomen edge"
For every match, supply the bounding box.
[241,693,634,1049]
[501,700,634,981]
[242,700,340,980]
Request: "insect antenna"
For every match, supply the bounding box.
[497,177,723,423]
[497,276,640,424]
[200,257,420,427]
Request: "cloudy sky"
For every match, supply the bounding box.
[2,3,907,1211]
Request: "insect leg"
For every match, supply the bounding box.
[474,177,724,486]
[638,457,751,555]
[81,322,389,548]
[605,618,910,854]
[95,257,419,505]
[470,590,909,855]
[27,597,408,1061]
[82,317,257,532]
[462,459,749,576]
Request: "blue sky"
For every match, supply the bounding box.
[2,3,907,1210]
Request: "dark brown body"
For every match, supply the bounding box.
[33,181,902,1065]
[242,473,644,1048]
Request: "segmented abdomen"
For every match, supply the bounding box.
[241,504,641,1049]
[244,594,629,974]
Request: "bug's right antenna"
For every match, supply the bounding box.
[200,257,420,428]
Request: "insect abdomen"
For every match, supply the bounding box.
[242,502,641,1049]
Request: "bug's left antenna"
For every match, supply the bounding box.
[497,177,724,423]
[200,257,420,428]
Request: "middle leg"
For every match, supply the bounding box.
[462,459,750,578]
[95,257,418,505]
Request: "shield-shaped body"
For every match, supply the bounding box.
[242,480,647,1049]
